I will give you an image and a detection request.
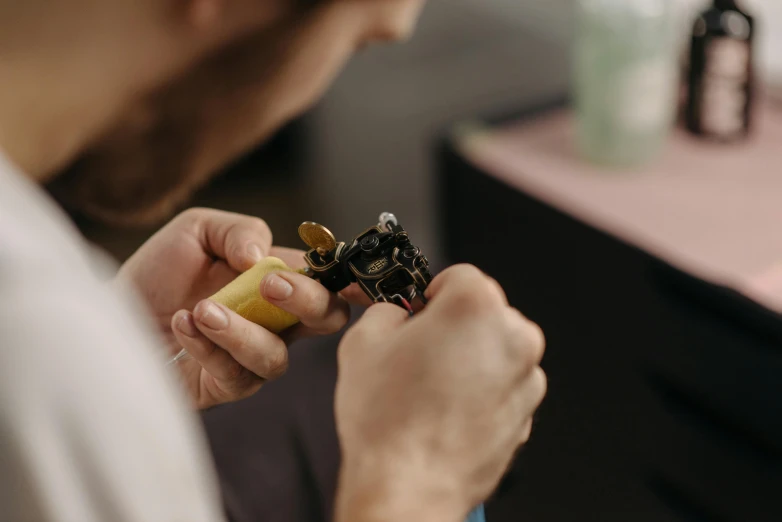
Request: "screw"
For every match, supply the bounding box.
[361,235,379,251]
[403,246,420,258]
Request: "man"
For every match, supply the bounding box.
[0,1,547,521]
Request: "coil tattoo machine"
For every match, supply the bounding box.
[299,212,434,315]
[170,211,434,367]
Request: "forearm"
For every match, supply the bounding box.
[335,458,466,522]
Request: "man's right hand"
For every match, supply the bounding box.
[334,265,547,522]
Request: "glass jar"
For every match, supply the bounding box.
[573,0,678,167]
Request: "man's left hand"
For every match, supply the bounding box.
[116,207,357,409]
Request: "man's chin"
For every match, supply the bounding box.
[61,194,189,228]
[46,166,204,228]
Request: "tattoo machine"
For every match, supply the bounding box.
[169,212,434,362]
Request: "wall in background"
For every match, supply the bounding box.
[481,0,782,88]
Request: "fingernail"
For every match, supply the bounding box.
[198,302,229,330]
[175,311,198,338]
[263,273,293,300]
[246,243,263,264]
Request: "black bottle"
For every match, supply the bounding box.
[685,0,754,140]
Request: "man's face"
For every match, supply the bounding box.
[49,0,426,226]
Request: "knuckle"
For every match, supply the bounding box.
[179,207,210,223]
[264,347,289,380]
[334,303,352,330]
[233,325,256,355]
[198,339,218,359]
[516,319,545,367]
[224,359,245,381]
[443,279,503,318]
[247,216,272,242]
[531,366,548,405]
[232,243,248,263]
[299,289,326,319]
[321,301,351,335]
[488,277,509,304]
[506,310,545,369]
[453,263,485,283]
[251,216,271,233]
[527,321,546,361]
[435,263,479,286]
[519,419,534,445]
[517,343,539,374]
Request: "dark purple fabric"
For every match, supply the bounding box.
[202,321,352,522]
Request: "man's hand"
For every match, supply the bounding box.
[334,265,547,522]
[117,207,356,409]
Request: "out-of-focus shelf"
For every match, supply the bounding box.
[438,98,782,522]
[454,101,782,313]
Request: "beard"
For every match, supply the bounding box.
[47,105,215,227]
[46,13,319,227]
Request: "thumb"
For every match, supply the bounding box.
[195,209,273,272]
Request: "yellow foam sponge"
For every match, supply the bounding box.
[209,257,301,334]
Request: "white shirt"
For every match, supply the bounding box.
[0,154,225,522]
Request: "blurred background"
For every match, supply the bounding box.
[55,1,782,521]
[69,0,782,260]
[71,1,576,260]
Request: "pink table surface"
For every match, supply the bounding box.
[455,104,782,313]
